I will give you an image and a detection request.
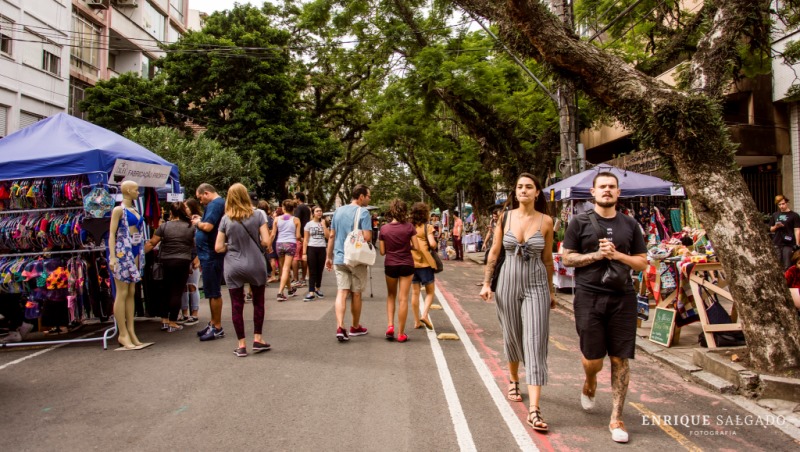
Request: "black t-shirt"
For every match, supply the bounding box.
[294,203,312,232]
[770,210,800,247]
[562,211,647,294]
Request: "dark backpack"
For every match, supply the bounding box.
[697,301,746,347]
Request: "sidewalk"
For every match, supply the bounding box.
[464,251,800,429]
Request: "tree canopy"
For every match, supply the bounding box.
[123,127,256,194]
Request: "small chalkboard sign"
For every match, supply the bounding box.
[649,307,676,347]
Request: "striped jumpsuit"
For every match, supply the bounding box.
[494,216,550,386]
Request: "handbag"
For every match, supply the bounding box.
[82,185,117,219]
[425,224,444,273]
[151,225,164,281]
[490,211,510,292]
[587,211,632,291]
[344,207,376,267]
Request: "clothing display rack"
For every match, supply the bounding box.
[1,175,117,349]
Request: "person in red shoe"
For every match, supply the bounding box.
[379,199,418,343]
[325,184,373,341]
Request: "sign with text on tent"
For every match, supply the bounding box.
[560,188,571,200]
[167,193,184,202]
[670,185,685,196]
[110,159,171,188]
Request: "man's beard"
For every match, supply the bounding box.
[596,199,617,208]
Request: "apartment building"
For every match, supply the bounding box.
[0,0,71,138]
[772,0,800,209]
[0,0,190,137]
[579,1,789,214]
[69,0,189,120]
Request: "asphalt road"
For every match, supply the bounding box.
[1,255,798,451]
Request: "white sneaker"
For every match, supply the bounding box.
[610,421,629,443]
[18,322,33,337]
[581,393,596,412]
[1,331,21,343]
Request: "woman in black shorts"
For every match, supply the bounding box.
[379,199,419,343]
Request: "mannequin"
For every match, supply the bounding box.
[107,180,150,350]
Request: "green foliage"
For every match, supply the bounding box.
[80,73,183,135]
[157,3,339,199]
[123,127,256,194]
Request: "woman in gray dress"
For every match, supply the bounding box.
[479,173,556,432]
[215,183,272,357]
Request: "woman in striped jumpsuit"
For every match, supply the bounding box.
[480,173,556,432]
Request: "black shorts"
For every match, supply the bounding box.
[573,288,637,360]
[384,265,415,279]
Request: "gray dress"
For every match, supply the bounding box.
[219,214,267,289]
[494,216,550,386]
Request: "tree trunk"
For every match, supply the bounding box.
[449,0,800,371]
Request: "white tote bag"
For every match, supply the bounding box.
[343,207,376,267]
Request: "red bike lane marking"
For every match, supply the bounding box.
[436,279,560,452]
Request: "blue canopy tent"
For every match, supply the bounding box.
[544,165,682,201]
[0,113,179,189]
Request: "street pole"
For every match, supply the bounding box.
[552,0,578,177]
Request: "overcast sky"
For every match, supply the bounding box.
[188,0,256,14]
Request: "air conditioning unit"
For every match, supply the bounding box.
[86,0,110,8]
[113,0,138,7]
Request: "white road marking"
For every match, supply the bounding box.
[425,322,477,451]
[434,286,539,451]
[0,330,99,371]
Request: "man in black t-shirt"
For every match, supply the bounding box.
[562,172,647,444]
[769,195,800,270]
[293,192,312,285]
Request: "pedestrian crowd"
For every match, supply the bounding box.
[142,182,447,354]
[136,173,647,444]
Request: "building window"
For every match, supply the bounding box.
[43,50,60,75]
[170,0,185,25]
[0,105,8,138]
[144,2,166,42]
[19,111,44,129]
[71,12,101,73]
[0,32,10,56]
[0,18,12,56]
[141,56,156,79]
[69,78,90,120]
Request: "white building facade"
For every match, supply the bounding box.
[0,0,71,137]
[69,0,189,120]
[0,0,191,137]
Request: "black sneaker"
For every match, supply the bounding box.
[199,326,225,341]
[303,293,315,302]
[183,316,199,326]
[233,347,248,357]
[288,287,297,297]
[277,293,288,302]
[197,322,212,337]
[314,291,324,299]
[253,341,271,353]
